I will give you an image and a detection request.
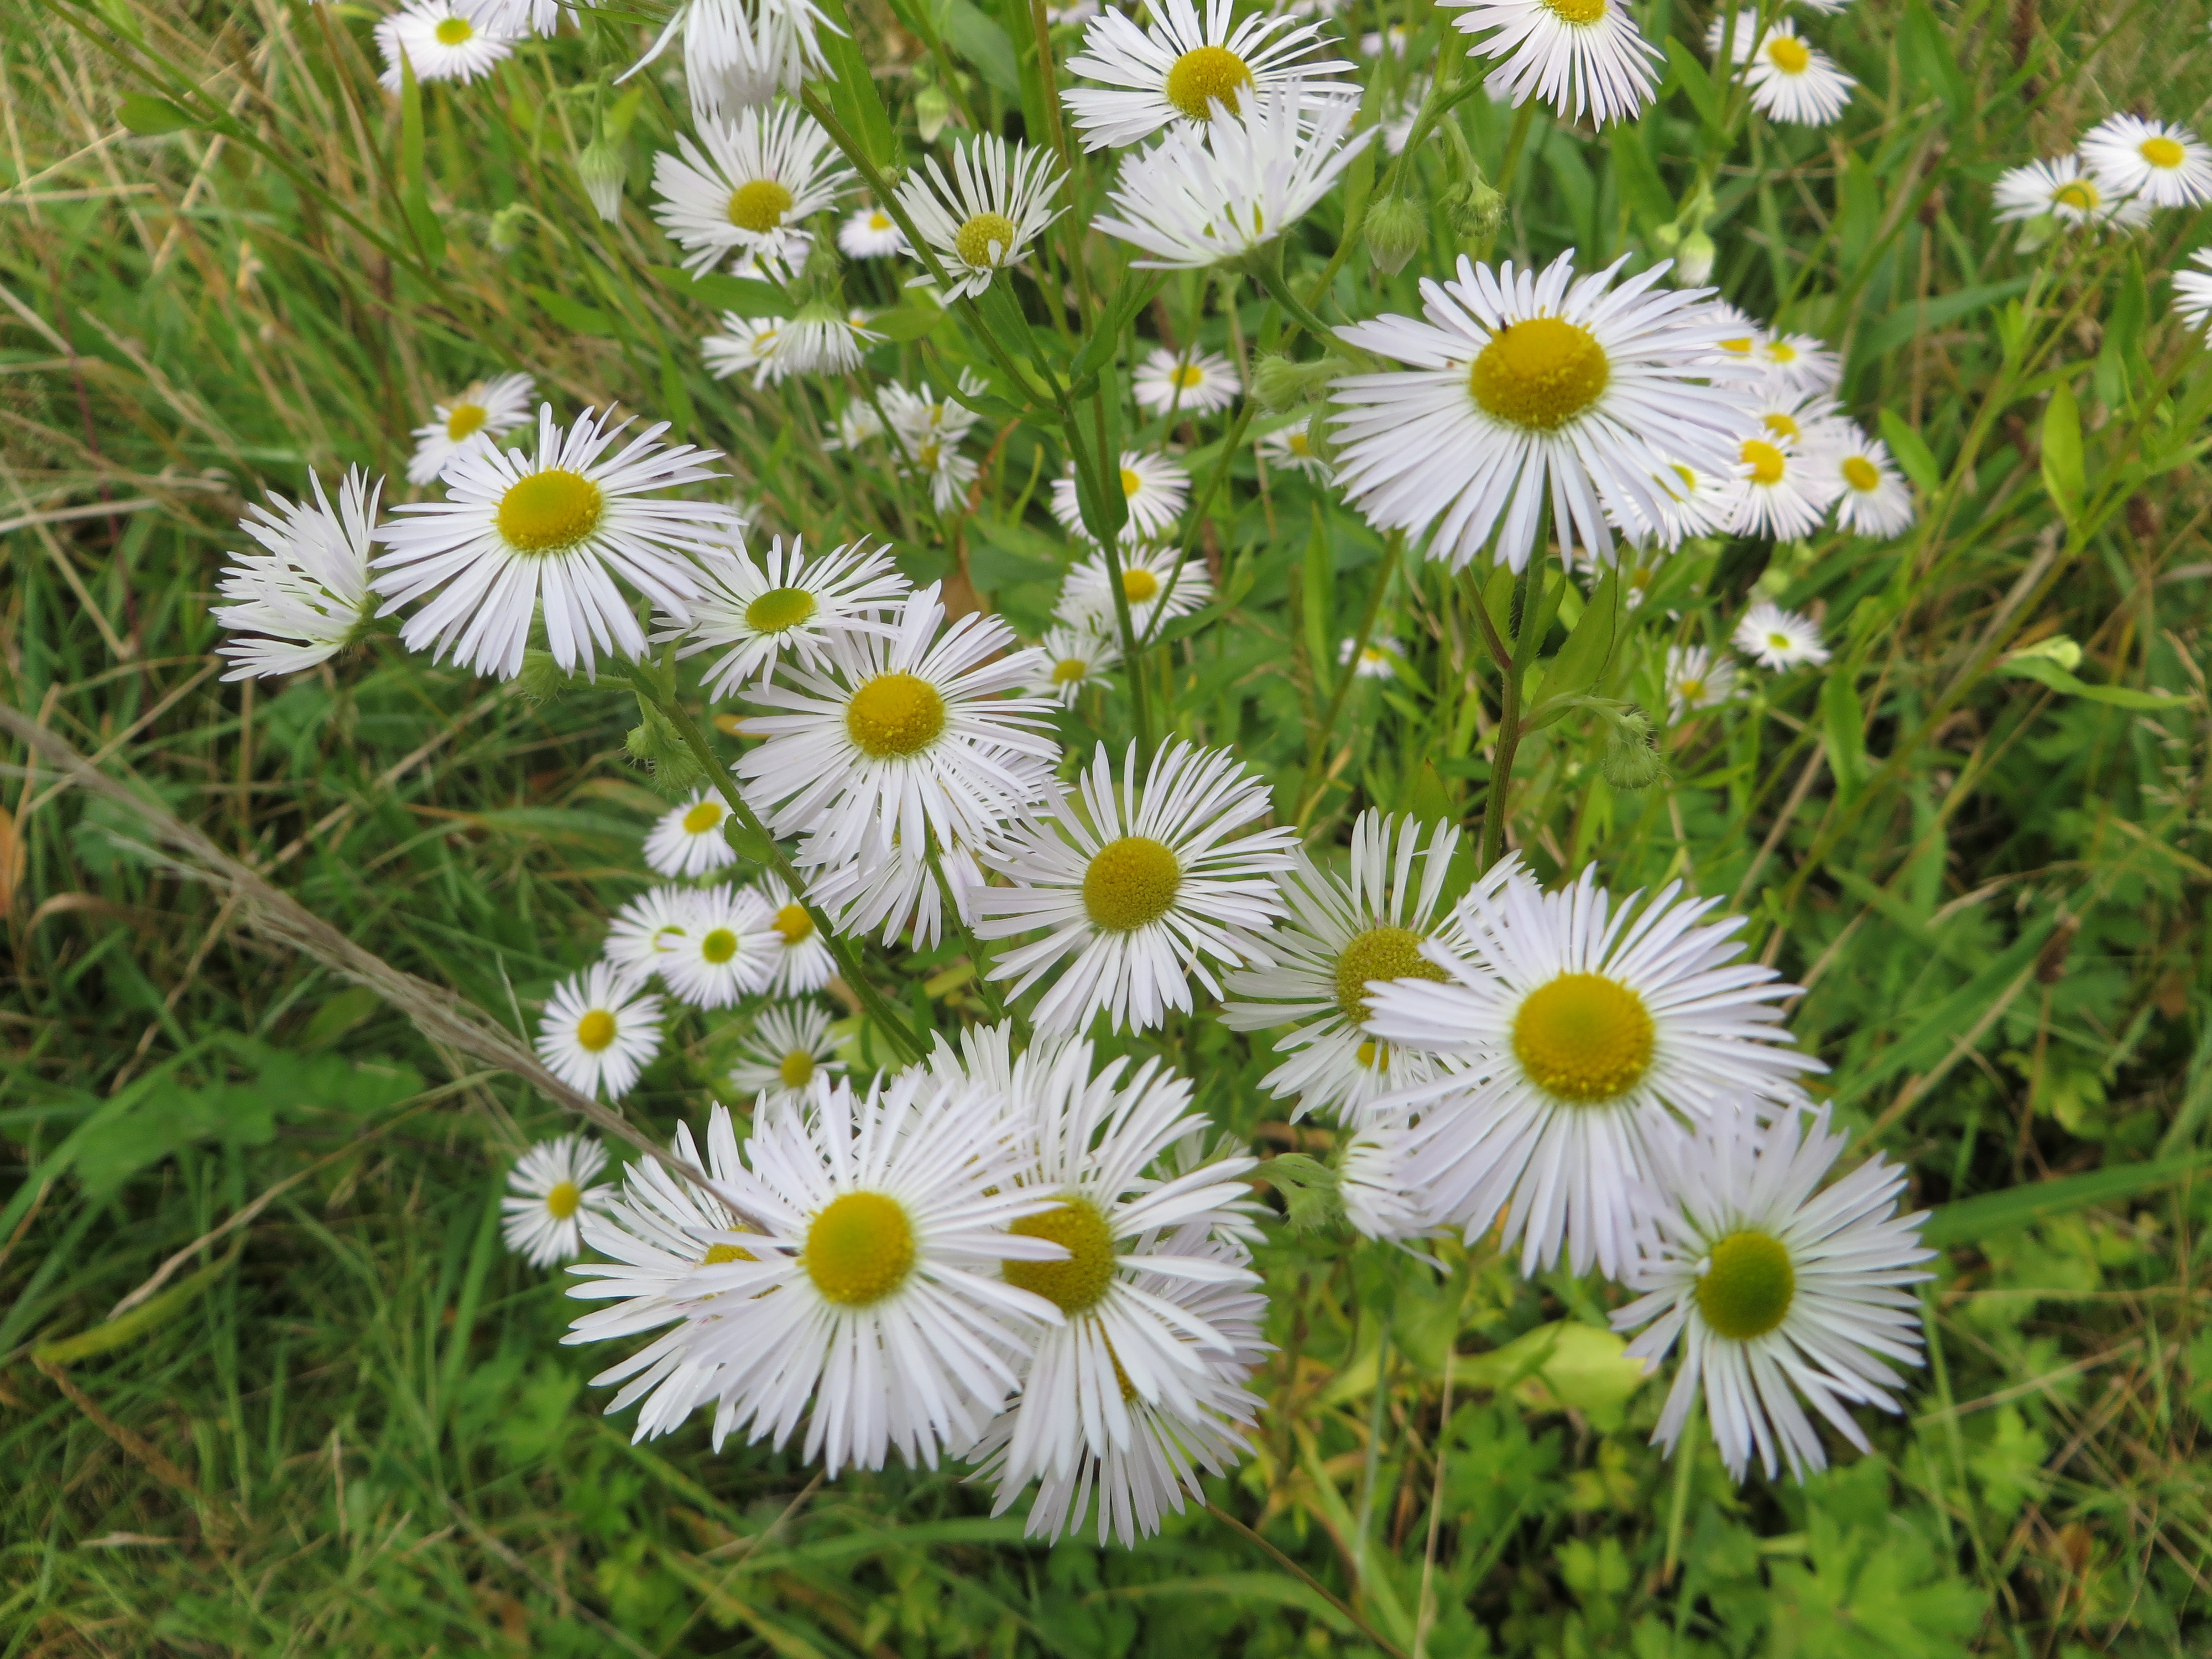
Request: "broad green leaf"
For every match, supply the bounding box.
[1998,651,2186,710]
[1879,409,1943,495]
[1859,278,2031,361]
[1454,1321,1651,1432]
[1607,121,1672,236]
[2039,380,2083,522]
[812,0,898,170]
[943,0,1020,93]
[1662,36,1723,130]
[1819,670,1868,802]
[650,265,790,318]
[117,93,196,134]
[396,54,445,267]
[1922,1150,2210,1246]
[1542,566,1623,702]
[528,285,619,337]
[867,300,943,342]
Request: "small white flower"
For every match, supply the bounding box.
[1666,643,1736,716]
[1338,634,1403,680]
[644,789,743,879]
[536,964,665,1100]
[502,1134,613,1267]
[2080,113,2212,210]
[1050,450,1191,548]
[837,203,909,257]
[376,0,517,90]
[1257,416,1332,479]
[1754,332,1839,396]
[1061,0,1354,151]
[1133,347,1242,417]
[659,884,776,1009]
[727,1000,846,1103]
[1053,546,1213,641]
[212,468,379,681]
[1338,1120,1434,1243]
[650,0,837,116]
[1610,457,1730,549]
[701,314,791,388]
[1992,155,2151,231]
[1723,428,1840,540]
[832,400,885,448]
[883,375,988,511]
[894,135,1066,301]
[2174,247,2212,332]
[651,106,852,273]
[1733,600,1829,670]
[1707,11,1853,127]
[1445,0,1661,128]
[1027,624,1123,706]
[407,372,535,486]
[1823,429,1916,538]
[603,883,700,979]
[1613,1104,1934,1482]
[662,533,906,695]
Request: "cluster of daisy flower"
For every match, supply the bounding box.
[1665,597,1830,718]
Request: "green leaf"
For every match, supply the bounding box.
[1607,122,1672,237]
[33,1245,241,1365]
[1542,566,1623,702]
[1830,916,2058,1109]
[943,0,1021,94]
[527,284,619,337]
[117,93,197,134]
[1454,1322,1651,1433]
[649,265,790,318]
[1662,36,1724,130]
[2039,380,2084,523]
[1922,1151,2211,1247]
[868,300,943,342]
[812,0,899,170]
[1819,670,1868,802]
[1997,651,2187,710]
[1858,278,2032,362]
[396,54,446,267]
[1879,409,1943,495]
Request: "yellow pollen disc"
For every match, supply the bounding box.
[576,1009,618,1052]
[1119,467,1143,497]
[1694,1230,1796,1340]
[1468,317,1611,432]
[1740,439,1788,486]
[1510,972,1656,1104]
[701,1239,756,1264]
[1677,677,1705,701]
[954,210,1019,268]
[1718,336,1755,355]
[1671,463,1699,491]
[774,902,813,944]
[435,16,474,44]
[869,212,891,230]
[727,178,794,233]
[701,928,738,964]
[1355,1040,1386,1071]
[544,1181,581,1219]
[745,585,818,634]
[1001,1197,1118,1316]
[1766,341,1799,363]
[2052,180,2098,211]
[846,671,947,758]
[1767,632,1792,651]
[1765,34,1811,73]
[497,469,605,555]
[1287,432,1311,455]
[1762,411,1801,440]
[682,800,724,834]
[1082,836,1182,932]
[1171,364,1205,388]
[804,1191,915,1307]
[445,403,488,441]
[1539,0,1607,22]
[1121,567,1160,603]
[1051,656,1091,685]
[1841,455,1881,491]
[2141,136,2187,170]
[779,1048,816,1089]
[915,440,941,471]
[1164,45,1254,120]
[1333,925,1445,1023]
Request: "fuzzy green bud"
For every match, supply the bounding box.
[1363,192,1426,276]
[1674,228,1715,286]
[627,699,706,796]
[799,228,844,296]
[1442,176,1505,242]
[1252,353,1349,413]
[915,83,954,144]
[516,649,578,706]
[1296,397,1343,468]
[577,139,624,223]
[488,201,535,255]
[1601,729,1665,791]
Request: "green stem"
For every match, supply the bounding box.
[1248,243,1340,343]
[620,664,927,1062]
[1476,497,1548,872]
[1491,98,1540,199]
[1296,533,1398,830]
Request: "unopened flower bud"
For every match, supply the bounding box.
[1296,397,1343,468]
[1674,228,1715,286]
[1601,730,1665,791]
[577,139,624,224]
[516,649,573,705]
[488,201,535,254]
[1363,192,1425,276]
[1442,176,1505,242]
[916,83,954,144]
[1252,353,1349,413]
[1651,220,1682,254]
[627,700,706,795]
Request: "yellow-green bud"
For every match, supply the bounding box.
[1363,192,1425,276]
[1443,177,1505,242]
[488,201,535,254]
[916,84,954,144]
[1252,353,1349,413]
[577,139,624,223]
[1674,228,1715,286]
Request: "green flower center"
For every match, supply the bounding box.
[1510,972,1655,1104]
[1051,656,1091,685]
[804,1192,915,1307]
[1082,836,1182,931]
[1164,45,1254,120]
[745,586,818,634]
[1694,1230,1796,1340]
[846,671,946,758]
[1001,1197,1118,1316]
[435,16,474,45]
[1468,317,1611,432]
[497,469,604,555]
[701,928,738,964]
[779,1048,816,1089]
[1333,925,1446,1022]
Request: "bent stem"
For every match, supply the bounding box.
[622,663,927,1063]
[1204,1503,1412,1659]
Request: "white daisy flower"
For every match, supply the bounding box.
[1222,812,1484,1128]
[1093,83,1373,270]
[372,404,734,681]
[1666,643,1736,716]
[1445,0,1660,128]
[406,372,535,486]
[1338,634,1404,680]
[832,400,885,449]
[1028,624,1123,706]
[838,203,909,257]
[663,1070,1071,1472]
[212,468,379,681]
[603,883,700,979]
[1734,599,1830,671]
[376,0,515,91]
[1133,347,1242,418]
[1754,333,1840,396]
[1338,1119,1434,1243]
[1748,388,1844,459]
[883,375,988,510]
[1049,450,1191,549]
[752,874,838,994]
[644,789,743,879]
[564,1107,757,1441]
[1723,429,1839,540]
[967,1036,1263,1546]
[1363,862,1822,1277]
[2174,247,2212,331]
[1610,457,1729,549]
[662,533,906,695]
[976,741,1297,1035]
[727,1000,846,1103]
[1823,430,1916,537]
[1707,12,1853,127]
[1061,0,1354,151]
[651,106,852,274]
[1700,299,1765,369]
[700,314,789,388]
[646,0,836,116]
[735,582,1057,869]
[477,0,571,35]
[536,964,665,1100]
[1257,416,1332,479]
[1613,1104,1934,1482]
[1053,546,1213,640]
[2080,113,2212,210]
[766,305,880,379]
[1992,155,2140,231]
[658,884,776,1009]
[1331,251,1761,574]
[502,1134,613,1267]
[894,135,1066,301]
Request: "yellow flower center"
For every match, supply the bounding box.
[774,902,813,944]
[727,178,794,233]
[1740,439,1788,486]
[1765,34,1811,74]
[682,800,724,834]
[1510,972,1656,1104]
[1052,656,1091,685]
[1171,363,1206,389]
[1164,45,1254,120]
[1694,1230,1796,1340]
[701,928,738,964]
[1119,466,1144,497]
[1677,677,1705,702]
[435,16,475,44]
[445,402,488,441]
[955,210,1019,268]
[745,586,818,634]
[869,212,892,231]
[1767,632,1793,652]
[576,1009,618,1052]
[497,469,605,555]
[1082,836,1182,931]
[1001,1196,1118,1315]
[2141,135,2187,170]
[701,1239,757,1264]
[1333,925,1446,1023]
[1539,0,1607,23]
[779,1048,817,1089]
[1718,336,1756,356]
[1761,411,1801,441]
[1468,317,1611,432]
[544,1181,581,1219]
[1287,431,1311,455]
[2051,180,2096,211]
[1765,340,1799,364]
[804,1192,915,1307]
[1841,455,1881,491]
[1121,567,1160,603]
[846,671,946,758]
[1355,1039,1386,1071]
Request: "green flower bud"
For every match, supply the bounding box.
[577,138,624,223]
[627,700,706,796]
[916,83,954,145]
[1674,228,1715,286]
[1252,353,1350,413]
[1363,192,1426,276]
[1601,729,1666,791]
[516,649,575,705]
[1442,176,1505,242]
[488,201,535,255]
